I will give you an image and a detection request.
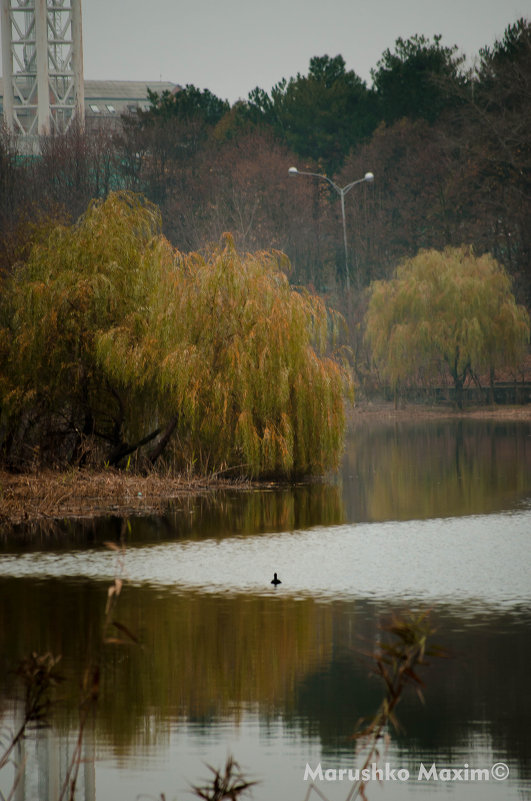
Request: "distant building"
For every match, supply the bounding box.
[0,77,179,133]
[1,0,179,149]
[82,80,179,129]
[1,0,179,153]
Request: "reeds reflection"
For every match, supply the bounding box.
[0,579,334,748]
[0,481,346,552]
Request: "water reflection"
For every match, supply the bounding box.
[341,418,531,521]
[0,482,346,553]
[2,419,529,559]
[0,579,529,800]
[0,419,530,801]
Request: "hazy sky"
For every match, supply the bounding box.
[41,0,531,102]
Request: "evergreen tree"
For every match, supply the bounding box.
[371,34,465,124]
[245,55,376,173]
[145,84,230,126]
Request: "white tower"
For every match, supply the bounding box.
[1,0,84,143]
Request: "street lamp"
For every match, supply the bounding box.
[288,166,374,292]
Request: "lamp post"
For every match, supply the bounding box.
[288,166,374,292]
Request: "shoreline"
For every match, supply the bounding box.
[1,402,529,527]
[0,469,254,528]
[348,400,531,424]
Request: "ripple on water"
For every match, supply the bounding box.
[0,510,529,608]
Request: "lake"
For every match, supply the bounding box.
[0,416,530,801]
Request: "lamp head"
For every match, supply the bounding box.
[288,167,299,175]
[364,172,374,183]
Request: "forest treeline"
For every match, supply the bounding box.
[1,18,529,311]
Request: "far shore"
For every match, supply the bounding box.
[348,399,531,424]
[1,401,529,527]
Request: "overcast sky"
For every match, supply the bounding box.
[6,0,530,103]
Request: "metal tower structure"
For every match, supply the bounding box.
[1,0,84,142]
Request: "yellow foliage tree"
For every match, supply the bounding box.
[0,192,352,476]
[364,247,529,407]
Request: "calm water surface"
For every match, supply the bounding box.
[0,418,530,801]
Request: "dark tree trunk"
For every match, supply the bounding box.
[107,427,161,467]
[149,414,180,465]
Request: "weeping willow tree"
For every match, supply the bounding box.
[365,246,529,407]
[0,191,351,476]
[97,229,351,476]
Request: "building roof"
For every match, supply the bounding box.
[84,80,178,102]
[83,80,180,119]
[0,78,180,117]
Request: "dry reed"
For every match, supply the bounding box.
[0,468,252,527]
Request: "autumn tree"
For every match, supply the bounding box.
[0,128,30,274]
[100,231,351,477]
[116,84,230,210]
[438,19,531,303]
[0,128,21,237]
[0,128,77,275]
[0,192,351,476]
[190,130,329,282]
[0,192,168,467]
[364,247,530,407]
[34,123,118,219]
